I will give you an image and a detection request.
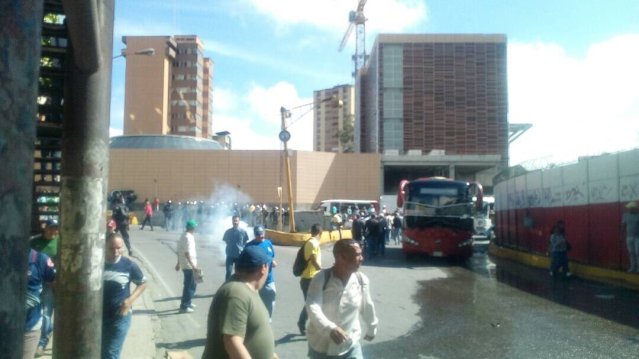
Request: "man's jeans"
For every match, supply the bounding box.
[308,343,363,359]
[39,284,54,348]
[298,277,312,330]
[225,256,239,281]
[259,281,277,318]
[180,269,197,309]
[101,313,132,359]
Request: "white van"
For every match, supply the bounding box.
[317,199,379,217]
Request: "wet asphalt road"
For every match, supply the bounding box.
[132,229,639,359]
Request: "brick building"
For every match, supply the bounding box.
[122,35,214,138]
[357,34,509,194]
[313,84,355,153]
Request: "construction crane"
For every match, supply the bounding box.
[338,0,368,78]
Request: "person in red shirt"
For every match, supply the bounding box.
[140,199,154,231]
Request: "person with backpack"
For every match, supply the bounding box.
[305,239,378,359]
[297,224,323,336]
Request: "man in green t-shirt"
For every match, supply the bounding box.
[30,219,59,356]
[202,246,276,359]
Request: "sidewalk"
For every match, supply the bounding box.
[39,256,157,358]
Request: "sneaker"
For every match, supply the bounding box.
[566,272,573,277]
[180,307,194,313]
[189,303,197,308]
[35,347,45,357]
[297,323,306,336]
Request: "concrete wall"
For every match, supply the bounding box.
[494,148,639,269]
[109,149,381,208]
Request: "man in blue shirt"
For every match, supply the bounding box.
[222,215,249,280]
[102,233,147,359]
[24,249,56,358]
[246,225,278,318]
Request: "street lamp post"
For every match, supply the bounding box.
[279,106,295,232]
[279,96,343,233]
[112,47,155,60]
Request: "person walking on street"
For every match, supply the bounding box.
[102,233,147,359]
[548,220,571,277]
[163,200,175,231]
[202,246,276,359]
[30,219,59,356]
[298,224,323,335]
[140,199,154,231]
[246,225,278,318]
[112,194,132,256]
[222,215,249,281]
[24,248,55,359]
[392,212,402,245]
[623,201,639,272]
[176,220,200,313]
[306,239,378,359]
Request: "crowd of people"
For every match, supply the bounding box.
[334,206,403,260]
[26,194,637,358]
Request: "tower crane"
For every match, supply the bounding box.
[338,0,368,78]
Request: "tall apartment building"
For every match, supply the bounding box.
[122,35,214,139]
[358,34,508,164]
[358,34,508,193]
[313,85,355,152]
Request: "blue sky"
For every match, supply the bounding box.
[110,0,639,168]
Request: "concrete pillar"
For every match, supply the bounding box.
[449,164,456,180]
[0,2,43,357]
[52,1,114,357]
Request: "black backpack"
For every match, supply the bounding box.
[293,241,309,277]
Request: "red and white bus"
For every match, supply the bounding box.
[397,177,483,259]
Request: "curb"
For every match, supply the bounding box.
[489,243,639,291]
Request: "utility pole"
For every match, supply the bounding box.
[52,1,114,357]
[0,2,43,357]
[279,107,296,232]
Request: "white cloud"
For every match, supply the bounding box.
[109,127,123,137]
[248,0,426,34]
[508,34,639,167]
[211,82,314,151]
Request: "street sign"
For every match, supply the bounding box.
[279,129,291,143]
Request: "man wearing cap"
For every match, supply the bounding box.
[306,239,378,359]
[202,246,275,359]
[222,215,249,281]
[246,225,278,318]
[622,201,639,272]
[175,219,200,313]
[30,219,59,356]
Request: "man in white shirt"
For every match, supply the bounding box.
[175,219,199,313]
[306,239,378,359]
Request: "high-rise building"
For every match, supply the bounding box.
[358,34,508,163]
[313,85,355,153]
[358,34,508,193]
[121,35,214,139]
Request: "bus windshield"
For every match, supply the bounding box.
[405,182,472,217]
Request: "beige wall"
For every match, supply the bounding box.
[109,149,381,208]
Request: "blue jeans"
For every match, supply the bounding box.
[39,284,55,348]
[225,256,239,281]
[180,269,197,309]
[260,281,276,318]
[101,313,131,359]
[308,343,363,359]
